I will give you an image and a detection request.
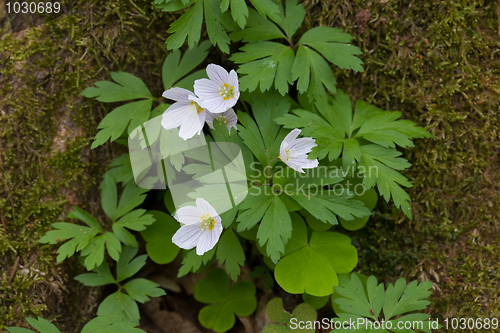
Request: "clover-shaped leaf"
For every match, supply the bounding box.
[140,210,180,264]
[274,215,357,296]
[339,188,378,231]
[262,297,317,333]
[194,268,257,332]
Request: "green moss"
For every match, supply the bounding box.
[0,0,172,330]
[302,0,500,327]
[2,0,500,330]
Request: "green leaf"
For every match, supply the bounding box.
[276,0,305,39]
[262,298,317,333]
[231,42,295,95]
[123,278,166,303]
[216,228,245,281]
[292,45,337,103]
[236,188,274,231]
[355,107,433,149]
[204,0,231,53]
[302,293,329,310]
[383,279,433,319]
[24,317,60,333]
[97,291,140,324]
[177,247,216,277]
[162,40,211,90]
[229,9,286,42]
[237,92,290,167]
[101,174,118,221]
[104,154,134,185]
[81,234,107,270]
[75,260,116,287]
[39,222,99,263]
[339,188,377,231]
[226,0,249,29]
[195,268,257,332]
[81,72,153,103]
[277,91,430,219]
[5,328,35,333]
[248,0,281,22]
[166,1,204,50]
[299,26,363,72]
[101,176,152,228]
[66,207,102,231]
[81,314,147,333]
[115,210,155,232]
[115,181,151,222]
[112,225,138,247]
[154,0,196,12]
[91,99,153,149]
[332,274,434,331]
[256,196,292,263]
[342,138,362,171]
[274,218,358,296]
[266,297,292,323]
[290,192,370,226]
[140,210,180,264]
[116,246,148,283]
[358,146,413,218]
[103,232,122,261]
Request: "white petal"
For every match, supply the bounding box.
[162,87,194,102]
[289,138,317,155]
[223,108,238,131]
[161,102,196,130]
[205,110,216,129]
[206,64,229,86]
[196,198,220,221]
[172,223,203,250]
[195,222,223,255]
[285,156,319,173]
[206,108,238,130]
[198,96,229,114]
[178,111,204,140]
[174,205,203,225]
[282,129,302,148]
[228,70,239,92]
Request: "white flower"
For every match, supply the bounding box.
[172,198,223,255]
[194,64,240,114]
[205,108,238,132]
[161,87,206,140]
[279,128,319,173]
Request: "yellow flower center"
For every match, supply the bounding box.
[219,83,235,100]
[200,214,216,231]
[191,101,204,114]
[215,115,229,125]
[279,149,290,162]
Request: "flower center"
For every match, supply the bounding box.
[279,149,291,162]
[200,214,216,231]
[191,101,204,114]
[219,83,235,100]
[215,115,229,125]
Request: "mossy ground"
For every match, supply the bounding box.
[0,0,171,330]
[302,0,500,328]
[1,0,499,332]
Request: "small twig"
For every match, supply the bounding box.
[8,256,20,285]
[1,216,6,234]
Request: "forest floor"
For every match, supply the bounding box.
[1,0,499,332]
